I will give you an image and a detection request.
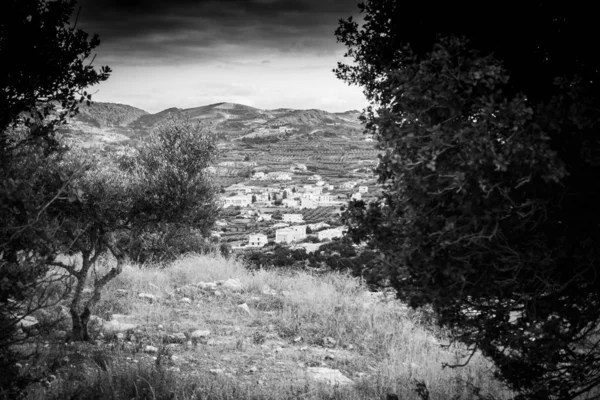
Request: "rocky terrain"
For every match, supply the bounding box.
[20,255,513,399]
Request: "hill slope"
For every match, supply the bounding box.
[73,102,148,128]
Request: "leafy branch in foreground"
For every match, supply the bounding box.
[336,1,600,398]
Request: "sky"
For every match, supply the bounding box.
[76,0,369,114]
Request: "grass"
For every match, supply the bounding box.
[19,254,513,400]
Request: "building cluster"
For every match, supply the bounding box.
[216,166,377,250]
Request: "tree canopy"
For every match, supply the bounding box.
[336,2,600,399]
[1,0,110,394]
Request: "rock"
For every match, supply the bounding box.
[102,320,137,337]
[148,283,160,291]
[180,297,191,304]
[236,303,252,316]
[324,354,335,361]
[213,290,224,297]
[222,279,243,291]
[158,325,164,330]
[138,293,158,303]
[261,285,277,296]
[209,368,224,375]
[191,330,210,339]
[196,282,218,290]
[322,337,337,348]
[307,367,354,386]
[115,289,128,297]
[293,336,303,343]
[116,332,126,341]
[343,344,355,350]
[173,332,187,343]
[144,345,158,354]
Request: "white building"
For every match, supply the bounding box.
[252,171,265,180]
[279,126,293,133]
[248,233,268,248]
[317,227,347,241]
[315,180,326,187]
[266,172,292,181]
[308,222,330,231]
[272,222,290,229]
[301,192,316,201]
[300,198,317,209]
[351,192,362,201]
[291,163,307,171]
[341,181,357,189]
[282,199,300,208]
[275,225,307,244]
[308,174,322,181]
[316,194,336,203]
[282,214,304,223]
[222,195,252,208]
[358,186,369,193]
[257,213,272,222]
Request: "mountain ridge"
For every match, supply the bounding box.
[69,101,364,138]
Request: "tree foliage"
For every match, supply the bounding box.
[49,117,219,340]
[336,2,600,398]
[1,0,110,396]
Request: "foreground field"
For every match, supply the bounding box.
[22,255,513,400]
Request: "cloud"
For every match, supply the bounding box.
[77,0,359,62]
[76,0,367,112]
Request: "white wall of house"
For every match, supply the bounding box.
[275,225,306,243]
[351,192,362,201]
[317,227,347,241]
[300,198,317,209]
[282,199,300,208]
[222,195,252,208]
[248,234,268,247]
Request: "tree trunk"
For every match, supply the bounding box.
[69,307,91,341]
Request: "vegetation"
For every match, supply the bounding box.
[1,0,111,396]
[336,2,600,398]
[20,254,513,400]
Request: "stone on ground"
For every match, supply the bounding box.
[307,367,354,386]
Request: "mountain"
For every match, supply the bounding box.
[73,102,148,128]
[60,101,366,153]
[65,101,363,138]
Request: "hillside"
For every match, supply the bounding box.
[64,101,363,145]
[22,254,513,400]
[74,102,148,128]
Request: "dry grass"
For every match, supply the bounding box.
[22,254,513,400]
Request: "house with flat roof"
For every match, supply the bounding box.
[248,233,268,248]
[275,225,307,244]
[222,195,252,208]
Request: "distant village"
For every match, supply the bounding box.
[210,162,378,254]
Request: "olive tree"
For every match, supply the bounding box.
[336,2,600,398]
[50,118,219,341]
[1,0,110,394]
